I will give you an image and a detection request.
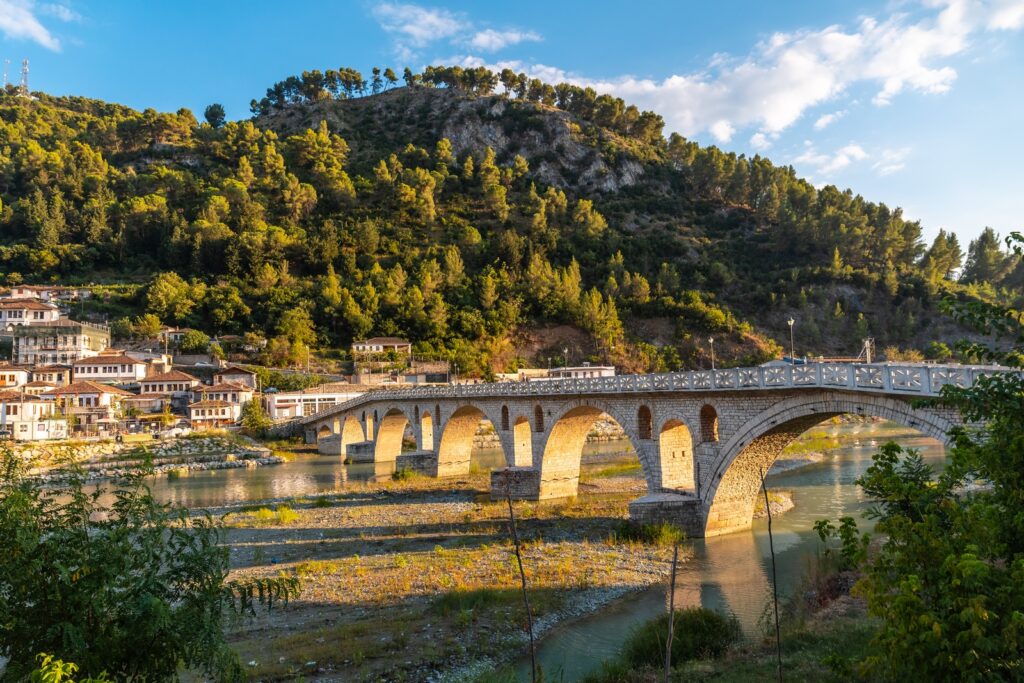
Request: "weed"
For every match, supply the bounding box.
[613,521,686,547]
[312,496,332,508]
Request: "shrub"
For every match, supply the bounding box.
[613,521,685,547]
[620,607,741,668]
[392,467,418,481]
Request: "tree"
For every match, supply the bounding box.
[178,329,211,353]
[960,227,1012,284]
[132,313,162,339]
[240,399,271,434]
[0,449,297,681]
[818,237,1024,680]
[146,272,204,324]
[203,103,226,128]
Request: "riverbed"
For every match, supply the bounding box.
[513,421,944,681]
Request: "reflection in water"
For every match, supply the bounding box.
[90,441,630,510]
[518,422,946,682]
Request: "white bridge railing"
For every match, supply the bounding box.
[300,362,1006,425]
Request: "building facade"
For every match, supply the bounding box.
[0,391,67,441]
[12,320,110,365]
[262,385,365,420]
[72,352,149,384]
[0,299,61,327]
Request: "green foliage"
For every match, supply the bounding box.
[178,328,211,353]
[618,608,741,669]
[816,240,1024,681]
[0,448,299,682]
[239,398,271,434]
[29,654,113,683]
[613,521,685,547]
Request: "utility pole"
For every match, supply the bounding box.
[708,337,715,370]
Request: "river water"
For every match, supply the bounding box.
[514,421,945,681]
[130,421,941,682]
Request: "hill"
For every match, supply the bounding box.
[0,66,1019,374]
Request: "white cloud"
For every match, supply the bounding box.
[795,142,868,175]
[813,110,846,130]
[452,2,1024,142]
[372,2,466,59]
[0,0,61,50]
[372,3,542,59]
[872,147,911,175]
[39,3,79,22]
[749,132,771,150]
[468,28,540,52]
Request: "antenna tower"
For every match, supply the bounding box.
[19,59,28,96]
[2,60,8,89]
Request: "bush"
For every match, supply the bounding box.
[621,607,741,668]
[613,521,685,547]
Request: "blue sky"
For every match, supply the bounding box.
[1,0,1022,247]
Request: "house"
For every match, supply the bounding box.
[121,393,173,416]
[31,364,71,386]
[12,320,110,365]
[262,383,365,419]
[0,366,29,389]
[540,364,617,380]
[45,380,134,432]
[0,391,67,441]
[2,284,90,302]
[72,351,148,384]
[162,327,198,346]
[188,400,241,429]
[351,337,413,355]
[22,380,58,397]
[192,382,254,405]
[0,299,61,327]
[139,369,200,397]
[213,366,258,390]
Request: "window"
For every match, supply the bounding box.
[699,405,719,443]
[637,405,653,440]
[534,405,545,432]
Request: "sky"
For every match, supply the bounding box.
[1,0,1022,247]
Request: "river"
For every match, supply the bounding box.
[514,421,945,681]
[131,421,940,682]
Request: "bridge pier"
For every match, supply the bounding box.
[628,493,705,538]
[491,467,541,500]
[395,450,438,475]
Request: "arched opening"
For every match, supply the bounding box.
[501,405,510,431]
[637,405,653,440]
[700,404,719,443]
[420,411,434,451]
[435,404,441,423]
[534,405,545,432]
[436,405,506,477]
[339,414,365,458]
[414,405,419,422]
[659,419,695,493]
[317,425,331,437]
[538,405,645,500]
[374,408,409,462]
[513,415,533,466]
[702,395,956,537]
[364,411,375,441]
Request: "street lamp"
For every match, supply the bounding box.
[563,347,569,367]
[787,317,796,361]
[708,337,715,370]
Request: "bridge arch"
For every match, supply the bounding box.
[436,405,506,477]
[701,392,957,537]
[700,404,719,443]
[537,399,645,500]
[658,417,696,494]
[317,424,332,437]
[338,414,365,458]
[419,408,434,451]
[374,407,411,462]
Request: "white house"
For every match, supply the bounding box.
[2,285,90,302]
[139,369,200,397]
[192,382,254,405]
[351,337,413,355]
[0,391,67,441]
[31,365,71,387]
[0,299,61,326]
[12,320,110,365]
[188,400,241,429]
[539,364,617,380]
[213,366,258,390]
[72,352,148,384]
[0,366,29,389]
[262,384,365,420]
[45,380,133,432]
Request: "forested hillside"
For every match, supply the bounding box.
[0,65,1019,374]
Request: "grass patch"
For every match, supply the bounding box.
[432,588,522,617]
[312,496,333,508]
[613,521,685,547]
[392,467,420,481]
[237,504,301,526]
[587,461,642,478]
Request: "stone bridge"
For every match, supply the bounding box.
[300,363,998,537]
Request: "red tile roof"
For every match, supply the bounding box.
[141,369,199,383]
[47,380,134,396]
